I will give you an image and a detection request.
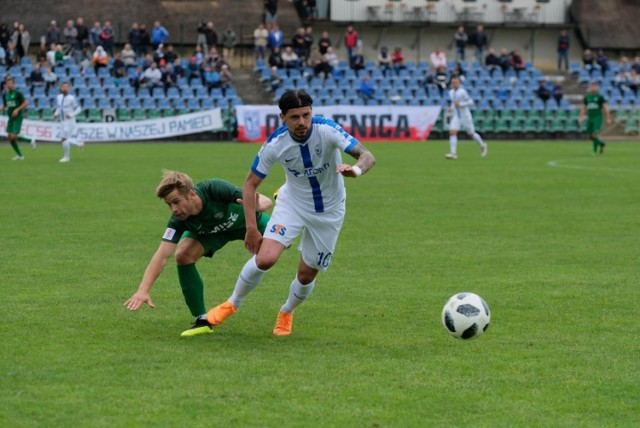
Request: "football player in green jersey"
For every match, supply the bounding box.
[124,170,273,337]
[1,76,36,160]
[578,81,612,155]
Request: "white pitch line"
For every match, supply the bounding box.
[547,159,638,173]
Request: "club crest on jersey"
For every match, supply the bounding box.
[215,212,224,219]
[314,140,322,155]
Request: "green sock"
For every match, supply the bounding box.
[17,135,31,143]
[177,263,206,317]
[591,138,599,153]
[596,138,605,147]
[10,140,23,156]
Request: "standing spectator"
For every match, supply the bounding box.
[303,27,314,61]
[89,21,102,48]
[75,17,89,50]
[535,79,551,103]
[151,21,170,50]
[92,45,109,74]
[557,30,570,71]
[121,43,137,67]
[100,21,116,56]
[0,23,10,49]
[128,22,142,56]
[358,73,375,104]
[430,47,447,70]
[350,48,365,75]
[291,28,306,60]
[253,23,268,60]
[378,46,391,76]
[453,26,468,62]
[10,23,30,62]
[45,20,61,47]
[42,65,58,95]
[343,24,358,64]
[318,30,331,55]
[138,24,151,56]
[198,22,218,54]
[29,63,44,95]
[264,0,279,26]
[267,24,283,52]
[63,20,78,54]
[471,25,488,62]
[510,50,525,76]
[221,25,237,63]
[485,48,500,76]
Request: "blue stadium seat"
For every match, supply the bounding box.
[187,98,201,110]
[143,98,157,109]
[98,98,112,109]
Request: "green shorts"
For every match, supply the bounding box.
[585,117,602,135]
[183,212,270,258]
[6,117,23,135]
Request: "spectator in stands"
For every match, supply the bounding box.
[267,66,282,92]
[142,62,163,89]
[46,43,58,68]
[295,0,313,24]
[614,70,628,94]
[281,46,301,69]
[54,44,65,65]
[139,24,151,56]
[535,79,551,103]
[121,43,137,68]
[430,48,447,70]
[45,20,61,47]
[186,56,202,83]
[470,25,488,62]
[219,64,233,96]
[10,23,30,62]
[254,23,268,60]
[192,45,204,65]
[596,49,609,76]
[350,48,365,75]
[323,46,338,70]
[112,53,126,78]
[197,21,218,54]
[485,48,500,76]
[378,46,392,77]
[391,47,406,72]
[303,27,314,61]
[268,24,284,52]
[89,21,102,48]
[0,24,10,50]
[42,65,58,95]
[78,47,92,74]
[221,25,237,63]
[344,24,359,65]
[292,28,307,60]
[128,22,142,56]
[29,63,44,94]
[318,31,331,55]
[100,21,116,56]
[451,62,466,83]
[151,21,170,50]
[358,73,375,105]
[308,45,330,78]
[141,53,155,70]
[75,17,89,50]
[453,26,468,62]
[63,20,78,54]
[154,44,166,67]
[510,50,525,77]
[582,49,595,74]
[557,30,570,71]
[92,45,109,75]
[499,48,511,74]
[264,0,279,27]
[268,46,284,69]
[165,44,178,65]
[632,56,640,74]
[203,65,221,93]
[172,57,185,79]
[131,65,145,91]
[0,44,6,66]
[552,81,564,106]
[433,65,448,97]
[628,69,640,95]
[203,47,220,69]
[4,42,18,68]
[161,63,177,91]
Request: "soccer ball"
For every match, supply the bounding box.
[441,292,490,340]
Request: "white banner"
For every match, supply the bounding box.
[0,109,223,142]
[237,105,441,142]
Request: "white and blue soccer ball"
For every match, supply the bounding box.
[441,292,490,340]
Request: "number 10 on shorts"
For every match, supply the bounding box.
[317,252,332,268]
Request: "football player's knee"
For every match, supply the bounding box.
[175,248,198,265]
[255,254,277,270]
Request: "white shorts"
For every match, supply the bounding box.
[264,199,346,272]
[450,113,475,134]
[58,121,76,140]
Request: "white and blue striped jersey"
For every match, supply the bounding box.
[54,93,81,122]
[448,86,474,120]
[251,116,359,213]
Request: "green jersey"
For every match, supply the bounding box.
[3,89,26,119]
[584,93,606,120]
[162,178,252,244]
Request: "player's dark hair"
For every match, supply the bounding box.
[279,90,313,115]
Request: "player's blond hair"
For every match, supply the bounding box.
[155,170,194,198]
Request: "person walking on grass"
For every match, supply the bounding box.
[207,89,376,336]
[124,170,273,337]
[578,81,613,155]
[1,76,36,160]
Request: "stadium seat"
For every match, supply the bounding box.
[88,109,102,122]
[118,109,133,121]
[133,109,147,120]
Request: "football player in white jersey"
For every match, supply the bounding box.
[53,82,85,163]
[445,76,487,160]
[208,89,376,336]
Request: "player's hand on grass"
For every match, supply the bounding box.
[245,228,263,254]
[124,291,156,310]
[337,163,361,178]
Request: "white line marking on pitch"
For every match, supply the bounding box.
[547,159,638,172]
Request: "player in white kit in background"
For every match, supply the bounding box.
[207,89,376,336]
[445,76,487,160]
[54,82,85,163]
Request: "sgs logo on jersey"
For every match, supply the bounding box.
[269,224,286,236]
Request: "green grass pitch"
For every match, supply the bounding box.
[1,139,639,427]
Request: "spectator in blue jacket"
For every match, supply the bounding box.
[151,21,170,49]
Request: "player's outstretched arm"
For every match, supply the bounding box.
[337,142,376,178]
[124,241,176,310]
